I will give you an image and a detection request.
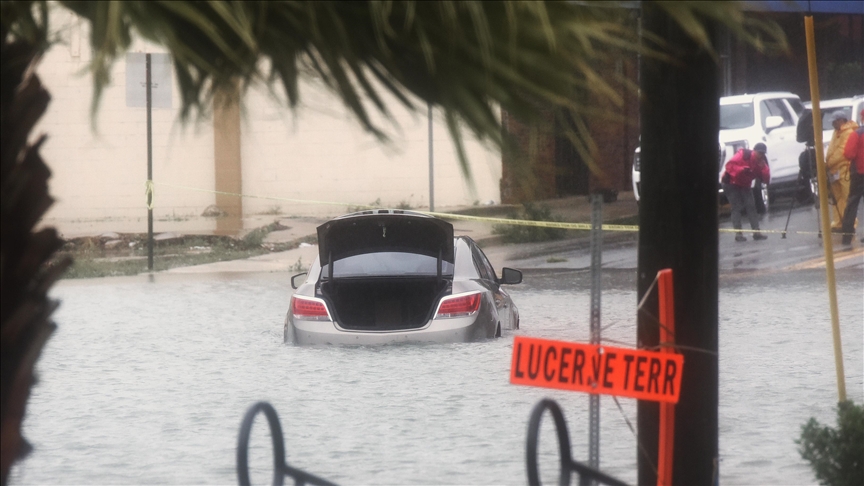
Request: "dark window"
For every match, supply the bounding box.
[720,103,754,129]
[326,252,454,278]
[765,99,794,127]
[785,98,805,117]
[759,99,793,129]
[471,245,497,283]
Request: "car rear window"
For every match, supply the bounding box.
[323,252,455,278]
[720,103,754,129]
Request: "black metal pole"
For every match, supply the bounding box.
[146,53,154,270]
[637,3,719,485]
[589,193,602,472]
[428,102,434,212]
[782,193,796,239]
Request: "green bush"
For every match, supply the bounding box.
[492,202,567,243]
[797,400,864,486]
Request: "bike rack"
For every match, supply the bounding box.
[237,399,629,486]
[236,401,338,486]
[526,399,629,486]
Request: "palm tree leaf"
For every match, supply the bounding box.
[50,0,785,179]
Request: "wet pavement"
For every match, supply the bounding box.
[491,199,863,273]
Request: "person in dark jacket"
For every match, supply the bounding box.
[721,143,771,241]
[840,109,864,245]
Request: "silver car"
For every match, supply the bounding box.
[284,210,522,345]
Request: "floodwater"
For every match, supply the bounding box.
[10,267,863,485]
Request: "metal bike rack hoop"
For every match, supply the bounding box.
[526,399,630,486]
[236,401,338,486]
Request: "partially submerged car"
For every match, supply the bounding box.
[285,210,522,345]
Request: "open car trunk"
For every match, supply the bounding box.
[316,211,456,330]
[321,277,449,330]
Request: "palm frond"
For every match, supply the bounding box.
[52,1,785,179]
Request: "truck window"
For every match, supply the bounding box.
[785,98,805,117]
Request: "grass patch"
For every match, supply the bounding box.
[546,256,568,263]
[258,205,282,215]
[59,245,272,278]
[51,222,309,279]
[242,221,286,247]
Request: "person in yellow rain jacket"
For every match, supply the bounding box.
[825,111,859,231]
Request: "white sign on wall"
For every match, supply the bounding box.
[125,52,172,108]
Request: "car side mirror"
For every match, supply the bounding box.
[291,272,307,289]
[500,267,522,285]
[765,115,784,132]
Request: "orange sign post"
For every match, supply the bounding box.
[510,337,683,404]
[656,269,676,486]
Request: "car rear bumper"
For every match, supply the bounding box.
[285,313,496,345]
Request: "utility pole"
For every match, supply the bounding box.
[637,3,719,485]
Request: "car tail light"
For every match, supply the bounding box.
[435,292,481,319]
[291,295,331,321]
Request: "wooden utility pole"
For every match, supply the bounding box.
[637,3,720,485]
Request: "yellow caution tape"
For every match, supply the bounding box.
[420,211,637,232]
[145,180,155,210]
[151,181,858,237]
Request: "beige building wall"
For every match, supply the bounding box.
[35,8,216,236]
[241,81,502,218]
[34,9,501,235]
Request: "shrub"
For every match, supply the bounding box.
[492,202,567,243]
[797,400,864,486]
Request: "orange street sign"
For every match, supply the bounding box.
[510,336,684,404]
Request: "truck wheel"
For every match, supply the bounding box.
[753,183,767,214]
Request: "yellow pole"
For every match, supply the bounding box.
[804,16,846,402]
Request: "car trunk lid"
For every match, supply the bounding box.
[317,211,455,267]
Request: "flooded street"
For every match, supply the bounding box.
[11,267,863,485]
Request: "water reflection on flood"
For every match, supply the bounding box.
[11,268,863,485]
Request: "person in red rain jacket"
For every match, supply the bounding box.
[840,109,864,245]
[721,143,771,242]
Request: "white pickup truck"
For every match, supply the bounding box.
[633,92,807,212]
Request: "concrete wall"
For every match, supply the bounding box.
[35,8,216,231]
[240,78,502,218]
[34,8,501,234]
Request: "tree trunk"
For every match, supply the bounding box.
[637,3,720,485]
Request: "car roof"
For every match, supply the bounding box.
[720,92,800,105]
